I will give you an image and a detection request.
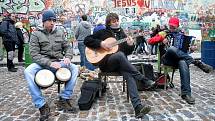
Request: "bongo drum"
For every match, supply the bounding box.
[35,69,55,88]
[56,68,71,82]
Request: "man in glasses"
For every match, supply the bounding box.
[148,17,213,105]
[24,10,79,120]
[0,13,18,72]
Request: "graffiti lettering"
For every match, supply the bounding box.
[151,0,184,10]
[113,0,137,7]
[28,0,45,12]
[0,0,45,14]
[136,0,150,8]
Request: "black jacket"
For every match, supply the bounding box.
[16,28,24,46]
[84,26,135,65]
[1,17,18,43]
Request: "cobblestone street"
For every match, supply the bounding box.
[0,65,214,121]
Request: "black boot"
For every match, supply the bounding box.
[57,97,77,113]
[135,104,151,118]
[39,103,50,121]
[7,60,17,72]
[8,67,17,72]
[192,60,213,73]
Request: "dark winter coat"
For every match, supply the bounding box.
[1,17,18,43]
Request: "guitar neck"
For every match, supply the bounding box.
[111,35,137,47]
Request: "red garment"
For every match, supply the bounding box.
[169,17,179,27]
[147,34,165,45]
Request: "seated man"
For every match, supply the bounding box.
[24,10,79,120]
[84,13,155,118]
[148,17,213,105]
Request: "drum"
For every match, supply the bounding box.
[56,68,71,82]
[35,69,55,88]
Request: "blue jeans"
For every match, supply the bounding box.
[78,41,96,70]
[163,46,194,96]
[24,62,79,108]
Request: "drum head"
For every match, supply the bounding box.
[56,68,71,82]
[35,69,55,88]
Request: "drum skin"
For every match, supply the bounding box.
[56,68,71,82]
[35,69,55,88]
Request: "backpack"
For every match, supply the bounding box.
[133,63,174,90]
[153,72,173,89]
[78,79,100,110]
[133,63,155,91]
[0,21,3,37]
[0,21,9,37]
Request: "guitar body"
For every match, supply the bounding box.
[85,37,119,64]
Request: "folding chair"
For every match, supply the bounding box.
[157,44,176,90]
[98,71,129,102]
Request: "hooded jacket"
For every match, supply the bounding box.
[75,21,91,41]
[1,17,18,43]
[30,26,73,66]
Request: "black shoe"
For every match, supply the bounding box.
[193,60,213,73]
[8,67,17,72]
[57,97,77,113]
[135,104,151,118]
[181,95,195,105]
[39,103,50,121]
[143,79,155,89]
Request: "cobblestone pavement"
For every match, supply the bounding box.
[0,65,214,121]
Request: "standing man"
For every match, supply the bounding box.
[24,10,79,120]
[1,13,18,72]
[75,15,96,70]
[84,13,155,118]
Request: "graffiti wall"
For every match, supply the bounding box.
[0,0,214,39]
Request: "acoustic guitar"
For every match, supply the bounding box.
[85,37,135,64]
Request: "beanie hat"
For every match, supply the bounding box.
[42,10,56,22]
[168,17,179,27]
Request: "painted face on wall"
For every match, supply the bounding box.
[43,19,56,31]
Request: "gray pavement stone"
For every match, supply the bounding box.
[0,65,214,121]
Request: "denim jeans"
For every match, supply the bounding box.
[163,46,193,96]
[24,62,79,108]
[78,41,96,70]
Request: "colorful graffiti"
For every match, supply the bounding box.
[0,0,214,40]
[0,0,45,14]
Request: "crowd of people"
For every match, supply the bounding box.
[0,9,213,120]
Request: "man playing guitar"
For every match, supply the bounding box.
[84,13,155,118]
